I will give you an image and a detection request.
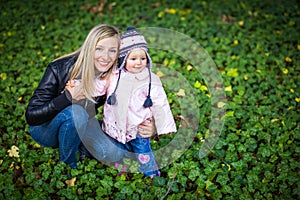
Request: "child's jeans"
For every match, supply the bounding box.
[116,134,160,177]
[129,135,160,177]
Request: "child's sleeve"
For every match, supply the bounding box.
[151,77,177,135]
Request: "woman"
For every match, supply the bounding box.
[25,24,154,169]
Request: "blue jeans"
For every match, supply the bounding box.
[30,105,126,168]
[80,118,126,163]
[30,105,88,168]
[114,135,160,177]
[80,119,160,176]
[130,135,160,177]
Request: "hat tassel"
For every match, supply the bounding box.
[143,66,153,108]
[107,70,121,105]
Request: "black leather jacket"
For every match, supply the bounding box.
[25,56,106,126]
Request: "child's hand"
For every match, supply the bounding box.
[138,117,156,137]
[65,80,85,101]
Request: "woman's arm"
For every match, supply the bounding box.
[25,62,72,126]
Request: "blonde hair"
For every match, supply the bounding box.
[58,24,120,102]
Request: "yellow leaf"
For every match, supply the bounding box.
[65,177,76,187]
[282,68,288,74]
[226,68,239,77]
[194,81,201,89]
[295,97,300,102]
[0,73,7,80]
[165,8,176,14]
[231,55,238,60]
[271,119,279,123]
[290,88,294,93]
[217,102,226,108]
[41,25,45,30]
[225,86,232,92]
[233,40,239,45]
[18,97,22,101]
[163,58,169,66]
[200,85,208,91]
[226,111,234,117]
[158,11,164,18]
[177,89,185,96]
[179,9,192,15]
[8,145,19,158]
[186,65,193,71]
[238,21,244,26]
[156,71,164,77]
[285,57,292,62]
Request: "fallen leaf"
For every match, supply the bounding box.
[186,65,193,71]
[282,68,288,74]
[226,68,239,77]
[165,8,176,14]
[177,89,185,96]
[8,145,19,158]
[285,57,292,62]
[194,81,201,89]
[217,102,226,108]
[221,14,235,23]
[271,119,279,123]
[65,177,76,187]
[156,71,164,77]
[238,21,244,26]
[225,111,234,117]
[0,73,7,80]
[225,86,232,92]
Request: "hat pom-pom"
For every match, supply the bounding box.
[127,26,136,31]
[107,93,117,105]
[143,96,153,108]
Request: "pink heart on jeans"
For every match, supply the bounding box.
[138,154,150,164]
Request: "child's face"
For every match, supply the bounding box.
[125,48,147,73]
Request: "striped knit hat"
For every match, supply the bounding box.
[118,26,152,70]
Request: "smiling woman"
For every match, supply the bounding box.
[94,37,119,73]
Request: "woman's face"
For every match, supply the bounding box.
[125,48,147,74]
[94,36,118,73]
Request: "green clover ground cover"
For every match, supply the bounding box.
[0,0,299,199]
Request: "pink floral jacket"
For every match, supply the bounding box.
[102,68,177,144]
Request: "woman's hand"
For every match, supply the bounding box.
[138,117,156,138]
[65,80,86,101]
